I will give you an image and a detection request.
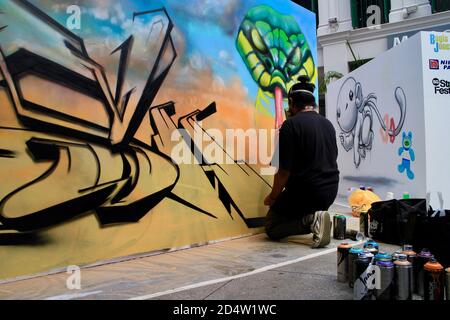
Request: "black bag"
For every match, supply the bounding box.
[413,209,450,268]
[369,193,450,267]
[368,198,427,246]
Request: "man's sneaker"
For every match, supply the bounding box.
[311,211,331,248]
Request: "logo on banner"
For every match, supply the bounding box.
[432,78,450,94]
[429,59,440,70]
[429,59,450,70]
[430,34,450,53]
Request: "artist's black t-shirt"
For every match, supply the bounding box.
[274,111,339,193]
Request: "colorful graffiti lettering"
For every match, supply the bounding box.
[0,0,270,233]
[0,0,315,280]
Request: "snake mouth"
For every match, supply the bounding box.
[269,69,288,96]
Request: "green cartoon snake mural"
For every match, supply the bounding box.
[236,5,316,128]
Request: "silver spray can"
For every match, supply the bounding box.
[374,259,394,300]
[394,254,413,300]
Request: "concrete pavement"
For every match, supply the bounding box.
[0,211,402,300]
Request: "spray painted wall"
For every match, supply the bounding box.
[328,32,450,208]
[0,0,317,279]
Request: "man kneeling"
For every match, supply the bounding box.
[264,76,339,248]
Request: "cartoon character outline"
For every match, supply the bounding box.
[398,131,415,180]
[336,77,407,168]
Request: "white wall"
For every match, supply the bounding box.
[421,32,450,208]
[317,0,353,37]
[390,0,432,23]
[327,33,427,204]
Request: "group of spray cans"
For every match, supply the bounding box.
[337,241,450,300]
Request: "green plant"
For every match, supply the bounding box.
[319,71,344,94]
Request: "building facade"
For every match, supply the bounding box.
[295,0,450,111]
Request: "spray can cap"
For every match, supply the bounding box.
[350,247,364,254]
[403,244,413,251]
[397,254,408,261]
[385,192,394,200]
[375,252,392,261]
[359,252,373,259]
[364,239,379,248]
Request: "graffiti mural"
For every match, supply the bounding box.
[336,77,407,168]
[236,5,317,129]
[0,0,316,279]
[398,131,415,180]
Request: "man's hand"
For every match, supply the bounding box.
[264,168,290,207]
[264,194,276,207]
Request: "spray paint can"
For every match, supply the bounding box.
[394,254,413,300]
[345,230,365,241]
[424,257,445,301]
[349,247,364,288]
[392,250,402,262]
[360,211,370,237]
[353,252,376,300]
[402,244,417,264]
[414,248,433,296]
[374,253,394,300]
[333,215,346,240]
[345,230,357,241]
[446,268,450,301]
[337,243,352,283]
[385,192,395,200]
[364,240,379,258]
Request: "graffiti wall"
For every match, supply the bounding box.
[0,0,317,279]
[327,32,427,205]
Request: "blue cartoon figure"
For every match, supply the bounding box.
[398,132,415,180]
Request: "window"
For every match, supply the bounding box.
[430,0,450,13]
[351,0,391,29]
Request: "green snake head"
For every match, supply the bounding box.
[236,5,316,128]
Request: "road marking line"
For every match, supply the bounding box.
[129,247,339,300]
[45,290,103,300]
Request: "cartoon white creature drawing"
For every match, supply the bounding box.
[336,77,407,168]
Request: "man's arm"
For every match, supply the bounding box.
[264,168,291,206]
